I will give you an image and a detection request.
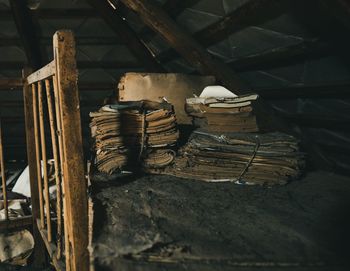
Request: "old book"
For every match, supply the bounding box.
[186,93,261,133]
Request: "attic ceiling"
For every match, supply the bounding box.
[0,0,350,173]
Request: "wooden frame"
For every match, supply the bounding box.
[23,30,88,271]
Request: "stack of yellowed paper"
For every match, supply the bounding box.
[90,101,179,174]
[185,93,261,133]
[157,130,305,186]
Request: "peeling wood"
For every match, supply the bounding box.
[27,61,56,85]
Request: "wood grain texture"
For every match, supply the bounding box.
[120,0,246,92]
[53,30,89,271]
[23,67,48,267]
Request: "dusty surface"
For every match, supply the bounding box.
[91,171,350,271]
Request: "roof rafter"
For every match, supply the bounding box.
[119,0,245,92]
[86,0,164,72]
[139,0,201,42]
[158,0,291,63]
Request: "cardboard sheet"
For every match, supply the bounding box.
[118,73,216,124]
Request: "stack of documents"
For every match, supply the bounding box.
[90,101,179,174]
[161,130,304,186]
[185,93,260,132]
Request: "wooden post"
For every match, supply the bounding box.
[23,68,47,267]
[0,120,8,220]
[53,30,89,271]
[119,0,246,92]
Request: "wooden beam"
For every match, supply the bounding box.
[0,99,107,108]
[9,0,43,69]
[0,37,124,46]
[0,78,23,90]
[0,81,116,91]
[0,61,141,70]
[86,0,164,72]
[157,0,291,63]
[0,215,32,231]
[0,9,98,20]
[120,0,245,91]
[139,0,201,42]
[228,39,330,72]
[27,61,56,84]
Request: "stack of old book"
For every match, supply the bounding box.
[163,130,304,185]
[90,101,179,174]
[185,93,260,132]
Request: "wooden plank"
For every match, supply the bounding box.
[0,215,32,231]
[23,68,48,267]
[86,0,164,72]
[0,81,116,92]
[32,83,45,229]
[0,37,124,46]
[139,0,201,42]
[0,60,141,71]
[53,30,89,271]
[0,78,23,90]
[27,61,56,85]
[157,0,290,63]
[120,0,246,92]
[9,0,43,69]
[36,219,65,271]
[52,72,70,266]
[38,81,52,242]
[45,78,63,259]
[0,120,9,220]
